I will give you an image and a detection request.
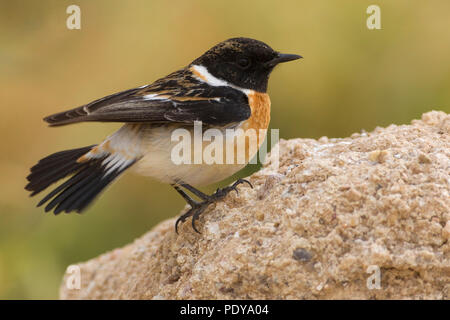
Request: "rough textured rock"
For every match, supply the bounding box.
[60,111,450,299]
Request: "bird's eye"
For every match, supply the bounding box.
[237,57,251,69]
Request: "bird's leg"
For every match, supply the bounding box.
[179,184,211,201]
[173,184,205,234]
[173,179,253,234]
[173,185,198,207]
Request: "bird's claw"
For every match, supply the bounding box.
[233,178,253,189]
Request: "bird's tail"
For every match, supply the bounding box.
[25,145,136,214]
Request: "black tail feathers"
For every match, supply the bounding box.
[25,145,135,214]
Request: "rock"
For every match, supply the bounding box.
[60,111,450,300]
[292,248,313,262]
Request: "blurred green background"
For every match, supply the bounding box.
[0,0,449,299]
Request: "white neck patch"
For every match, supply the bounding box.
[191,64,251,95]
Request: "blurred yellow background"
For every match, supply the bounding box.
[0,0,449,299]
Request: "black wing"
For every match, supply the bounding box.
[44,68,251,127]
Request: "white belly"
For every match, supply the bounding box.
[133,124,250,186]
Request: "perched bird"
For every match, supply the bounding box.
[25,37,301,233]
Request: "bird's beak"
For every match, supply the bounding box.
[265,52,302,68]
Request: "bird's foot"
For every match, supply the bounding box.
[175,179,253,234]
[175,201,210,234]
[210,178,253,200]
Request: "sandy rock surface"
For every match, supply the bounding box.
[60,111,449,299]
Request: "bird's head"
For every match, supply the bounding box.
[191,37,301,92]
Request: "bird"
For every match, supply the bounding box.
[25,37,301,233]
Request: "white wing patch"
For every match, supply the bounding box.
[142,93,170,101]
[83,106,91,114]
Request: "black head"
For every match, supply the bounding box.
[191,37,301,92]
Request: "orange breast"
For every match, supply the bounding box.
[231,91,271,164]
[241,91,271,132]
